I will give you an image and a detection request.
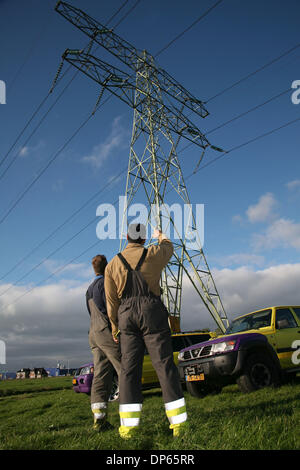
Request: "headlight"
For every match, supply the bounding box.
[211,340,236,354]
[178,351,185,361]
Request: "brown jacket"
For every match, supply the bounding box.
[104,235,173,336]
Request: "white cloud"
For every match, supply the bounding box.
[82,116,127,168]
[19,146,29,157]
[253,217,300,251]
[286,180,300,191]
[181,263,300,331]
[18,141,45,158]
[0,281,91,371]
[1,263,300,370]
[246,192,277,223]
[217,253,265,268]
[42,259,93,280]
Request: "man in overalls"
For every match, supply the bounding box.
[86,254,121,431]
[104,224,187,439]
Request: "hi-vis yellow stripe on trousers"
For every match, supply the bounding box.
[119,403,142,427]
[165,397,187,425]
[91,402,107,420]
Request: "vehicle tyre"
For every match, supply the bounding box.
[236,353,280,393]
[108,376,119,402]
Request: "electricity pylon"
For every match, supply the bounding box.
[54,1,229,333]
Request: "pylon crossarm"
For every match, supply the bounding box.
[56,1,209,118]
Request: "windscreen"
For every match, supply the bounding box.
[225,309,272,334]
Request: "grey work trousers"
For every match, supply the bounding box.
[89,326,121,404]
[118,295,183,405]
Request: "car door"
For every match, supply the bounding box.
[274,307,300,369]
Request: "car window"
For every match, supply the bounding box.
[80,366,90,375]
[226,309,272,333]
[188,334,211,345]
[292,307,300,322]
[172,336,187,352]
[276,308,298,329]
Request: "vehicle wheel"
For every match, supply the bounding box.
[236,353,280,393]
[108,376,119,402]
[186,381,210,398]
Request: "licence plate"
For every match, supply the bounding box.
[186,373,205,382]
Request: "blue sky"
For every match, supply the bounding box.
[0,0,300,370]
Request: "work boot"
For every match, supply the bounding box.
[170,421,189,438]
[119,425,139,440]
[93,417,114,432]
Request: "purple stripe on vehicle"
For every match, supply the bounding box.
[181,332,267,352]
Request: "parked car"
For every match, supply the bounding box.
[72,364,94,394]
[178,306,300,397]
[72,331,213,398]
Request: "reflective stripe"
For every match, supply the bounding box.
[119,411,141,419]
[91,402,107,420]
[169,412,187,425]
[165,397,187,426]
[166,406,186,418]
[119,403,142,427]
[164,397,185,411]
[119,403,142,413]
[91,402,107,410]
[120,417,140,427]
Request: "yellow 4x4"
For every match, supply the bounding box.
[73,331,213,398]
[141,331,213,389]
[178,306,300,396]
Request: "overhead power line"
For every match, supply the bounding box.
[112,0,142,29]
[105,0,131,26]
[1,114,299,313]
[0,168,125,284]
[205,87,291,136]
[155,0,224,57]
[205,42,300,103]
[0,238,103,316]
[0,1,140,223]
[0,111,94,226]
[189,115,300,176]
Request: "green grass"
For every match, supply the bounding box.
[0,376,299,450]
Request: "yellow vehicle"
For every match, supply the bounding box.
[141,331,213,389]
[73,331,213,398]
[179,306,300,396]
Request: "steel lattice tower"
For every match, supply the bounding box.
[54,1,229,333]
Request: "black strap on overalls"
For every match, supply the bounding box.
[117,248,152,300]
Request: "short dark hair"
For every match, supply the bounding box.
[92,255,107,275]
[127,223,146,244]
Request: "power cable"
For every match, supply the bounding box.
[178,84,292,158]
[187,115,300,177]
[105,0,131,26]
[112,0,142,29]
[205,42,300,103]
[155,0,224,57]
[1,113,299,309]
[0,168,125,283]
[0,1,139,224]
[0,238,103,315]
[0,0,134,177]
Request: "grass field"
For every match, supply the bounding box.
[0,376,299,450]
